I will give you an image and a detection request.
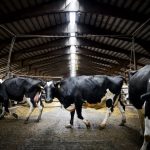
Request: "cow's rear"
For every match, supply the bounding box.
[128,65,150,150]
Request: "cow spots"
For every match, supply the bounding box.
[65,124,73,128]
[66,104,75,112]
[83,119,91,128]
[47,81,53,87]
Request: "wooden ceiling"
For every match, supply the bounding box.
[0,0,149,78]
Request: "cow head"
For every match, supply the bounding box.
[44,81,59,103]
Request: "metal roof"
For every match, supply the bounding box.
[0,0,149,79]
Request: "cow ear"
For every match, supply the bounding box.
[54,81,61,88]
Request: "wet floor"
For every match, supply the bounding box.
[0,101,144,150]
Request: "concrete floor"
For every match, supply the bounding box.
[0,101,145,150]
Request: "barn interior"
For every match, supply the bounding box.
[0,0,150,150]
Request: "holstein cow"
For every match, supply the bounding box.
[45,75,126,129]
[0,77,45,123]
[129,65,150,150]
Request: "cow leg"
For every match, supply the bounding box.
[118,101,126,126]
[0,99,10,118]
[35,100,43,122]
[140,117,150,150]
[65,110,75,128]
[137,109,145,136]
[141,100,150,150]
[100,99,112,129]
[0,100,18,119]
[0,106,5,119]
[24,98,34,124]
[75,102,91,128]
[140,139,148,150]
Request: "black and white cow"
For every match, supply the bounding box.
[0,77,45,123]
[45,75,126,129]
[129,65,150,150]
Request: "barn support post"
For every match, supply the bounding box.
[132,37,137,70]
[5,37,16,79]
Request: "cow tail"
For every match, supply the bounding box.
[118,94,125,111]
[141,92,150,102]
[112,94,119,112]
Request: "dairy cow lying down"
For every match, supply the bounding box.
[129,65,150,150]
[45,75,126,129]
[0,77,45,123]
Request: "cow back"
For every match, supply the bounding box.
[129,65,150,109]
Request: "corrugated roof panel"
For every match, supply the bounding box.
[137,26,150,40]
[4,0,16,12]
[126,22,140,35]
[142,31,150,40]
[124,0,134,9]
[138,57,150,65]
[95,14,102,27]
[116,19,126,33]
[4,23,18,34]
[145,7,150,14]
[130,0,141,11]
[19,0,29,8]
[111,39,118,46]
[36,0,43,5]
[41,37,48,44]
[107,38,113,45]
[110,0,118,5]
[116,0,125,7]
[66,13,70,22]
[24,18,36,32]
[90,14,97,26]
[37,16,46,29]
[0,29,10,39]
[31,17,41,30]
[101,16,109,28]
[60,13,66,24]
[95,36,99,42]
[14,43,23,51]
[135,44,149,54]
[49,14,56,26]
[120,20,128,33]
[13,21,26,33]
[138,0,149,13]
[111,18,120,31]
[18,20,30,33]
[55,14,61,24]
[27,0,37,7]
[17,41,29,49]
[0,2,8,14]
[12,0,23,10]
[103,37,108,44]
[115,40,122,47]
[79,12,85,24]
[105,16,115,29]
[136,27,148,39]
[121,21,133,34]
[85,13,91,25]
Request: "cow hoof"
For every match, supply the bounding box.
[65,124,73,128]
[86,123,91,129]
[0,115,5,120]
[99,124,106,130]
[12,113,18,119]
